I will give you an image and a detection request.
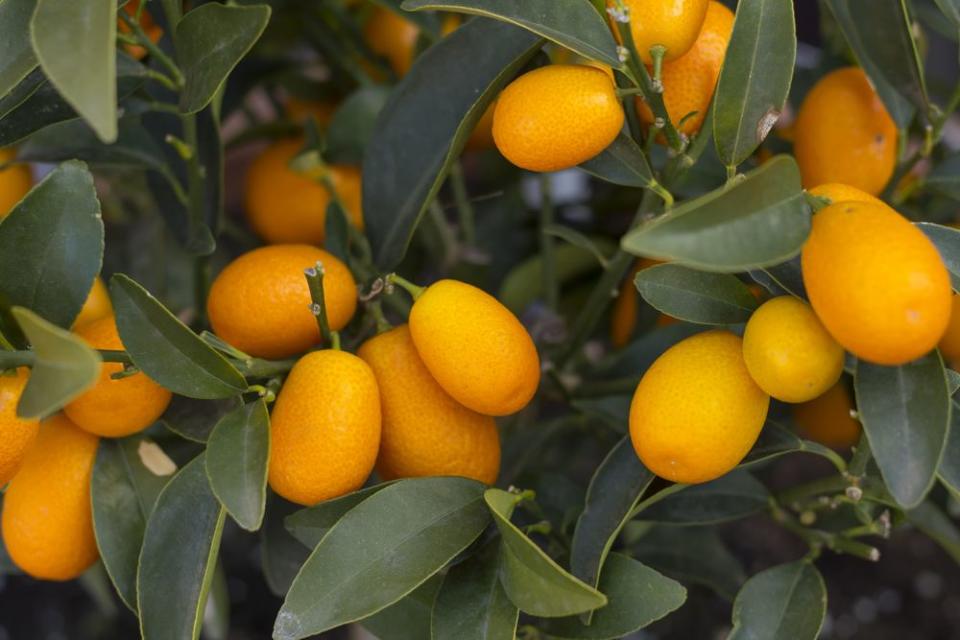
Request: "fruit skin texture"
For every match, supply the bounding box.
[0,147,32,219]
[363,7,419,76]
[409,280,540,416]
[493,65,624,172]
[801,201,952,365]
[808,182,884,207]
[938,294,960,364]
[611,0,709,63]
[742,297,845,403]
[0,368,39,486]
[794,67,897,196]
[207,245,357,359]
[72,276,113,330]
[793,382,861,449]
[268,350,381,506]
[358,325,500,485]
[2,414,99,580]
[64,315,172,437]
[637,1,734,137]
[244,138,363,245]
[629,330,770,484]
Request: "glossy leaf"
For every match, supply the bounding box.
[918,222,960,290]
[432,542,518,640]
[138,454,226,640]
[0,160,103,328]
[854,353,950,507]
[10,307,101,419]
[92,438,172,611]
[713,0,796,166]
[403,0,620,66]
[30,0,117,141]
[728,562,827,640]
[110,274,247,399]
[541,554,686,639]
[485,488,607,617]
[205,400,270,531]
[176,3,271,113]
[634,263,758,325]
[364,18,543,268]
[325,86,391,165]
[261,495,310,597]
[570,437,655,597]
[274,477,489,640]
[636,471,769,525]
[162,396,243,443]
[939,401,960,495]
[823,0,927,126]
[621,156,811,272]
[632,526,745,600]
[579,132,656,188]
[284,482,396,549]
[925,155,960,202]
[0,0,37,97]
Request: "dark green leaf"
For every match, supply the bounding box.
[579,132,656,188]
[0,0,37,97]
[432,542,518,640]
[176,3,271,113]
[939,401,960,495]
[935,0,960,26]
[823,0,927,126]
[485,488,607,617]
[324,86,390,165]
[854,353,950,507]
[205,400,270,531]
[543,225,611,268]
[19,117,168,171]
[162,395,243,443]
[362,578,442,640]
[754,255,806,298]
[636,471,770,525]
[31,0,117,141]
[621,156,811,272]
[10,307,101,419]
[541,554,686,639]
[741,421,843,469]
[138,454,226,640]
[284,482,397,549]
[403,0,620,66]
[275,477,490,640]
[0,160,103,328]
[713,0,795,166]
[634,263,758,325]
[918,222,960,290]
[261,495,310,597]
[111,274,247,399]
[92,438,172,611]
[906,501,960,563]
[364,18,543,268]
[926,155,960,202]
[728,562,827,640]
[570,437,654,597]
[632,526,744,600]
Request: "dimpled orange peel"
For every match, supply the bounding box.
[609,0,709,64]
[0,368,39,486]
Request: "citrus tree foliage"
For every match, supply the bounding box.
[0,1,959,639]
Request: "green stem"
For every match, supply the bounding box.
[847,433,872,478]
[448,161,477,246]
[539,174,559,311]
[368,300,392,334]
[385,273,426,301]
[142,69,179,92]
[331,331,342,351]
[180,113,210,325]
[649,45,666,87]
[305,262,333,344]
[118,11,184,87]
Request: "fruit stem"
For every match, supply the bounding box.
[305,262,333,344]
[368,300,392,334]
[448,160,477,246]
[330,331,342,351]
[649,45,666,88]
[538,174,559,311]
[385,273,426,301]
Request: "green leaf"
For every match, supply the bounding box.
[0,159,103,328]
[203,563,230,640]
[364,18,543,269]
[741,421,842,469]
[284,482,397,549]
[0,0,37,97]
[324,86,391,165]
[402,0,620,66]
[939,401,960,495]
[935,0,960,26]
[906,501,960,564]
[925,155,960,202]
[621,156,810,272]
[30,0,117,141]
[10,307,101,419]
[854,353,950,508]
[371,0,441,35]
[205,400,270,531]
[92,437,172,612]
[110,274,247,399]
[632,526,744,600]
[713,0,796,166]
[274,477,490,640]
[485,488,607,618]
[362,578,442,640]
[918,222,960,290]
[636,471,770,525]
[541,554,686,639]
[162,395,243,443]
[570,437,654,598]
[138,454,226,640]
[753,255,806,298]
[432,542,518,640]
[18,116,168,171]
[823,0,927,126]
[579,132,656,188]
[633,263,758,325]
[176,3,271,114]
[728,562,827,640]
[261,495,310,597]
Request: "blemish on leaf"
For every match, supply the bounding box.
[756,108,781,144]
[138,439,177,476]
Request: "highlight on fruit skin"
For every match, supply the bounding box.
[492,64,624,172]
